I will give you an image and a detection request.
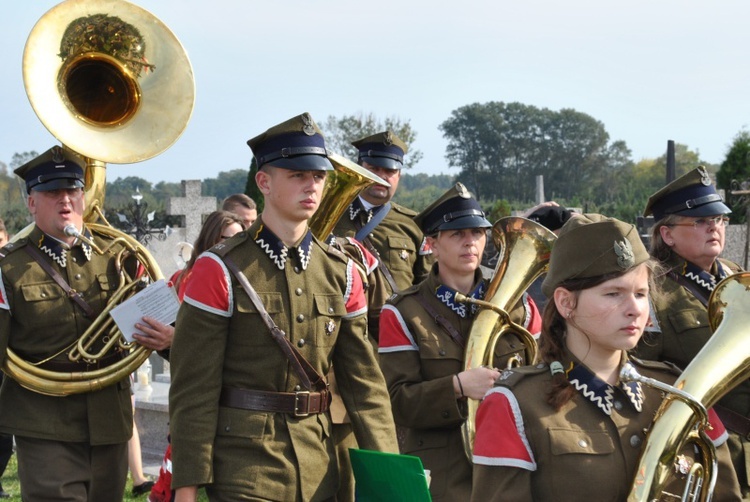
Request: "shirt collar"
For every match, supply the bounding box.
[34,226,93,268]
[429,266,486,318]
[349,196,382,222]
[565,358,644,416]
[253,223,313,271]
[680,259,729,296]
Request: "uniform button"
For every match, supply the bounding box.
[296,314,305,323]
[442,411,449,418]
[295,288,303,296]
[74,274,82,280]
[418,440,424,446]
[630,435,642,448]
[294,266,301,274]
[439,350,446,356]
[696,320,701,326]
[225,426,230,432]
[613,400,623,411]
[295,385,301,391]
[72,257,77,263]
[328,307,334,314]
[297,339,305,348]
[536,363,545,369]
[40,293,47,298]
[578,439,588,449]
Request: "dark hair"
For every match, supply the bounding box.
[174,210,243,290]
[538,259,661,411]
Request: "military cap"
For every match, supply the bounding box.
[527,205,572,232]
[352,130,408,170]
[14,146,85,194]
[541,213,649,297]
[415,182,491,235]
[247,112,333,171]
[644,166,730,220]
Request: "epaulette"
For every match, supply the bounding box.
[387,283,420,305]
[494,363,548,389]
[324,240,349,264]
[0,238,28,258]
[207,231,250,258]
[391,202,418,217]
[629,356,682,376]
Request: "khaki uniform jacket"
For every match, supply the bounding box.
[333,199,433,296]
[471,355,742,501]
[168,221,398,501]
[0,226,132,444]
[636,256,750,416]
[378,265,537,501]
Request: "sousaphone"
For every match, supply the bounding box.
[6,0,195,396]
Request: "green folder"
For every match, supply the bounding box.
[349,448,432,501]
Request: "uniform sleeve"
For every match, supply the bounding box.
[332,260,398,453]
[414,236,433,285]
[470,388,535,502]
[168,254,233,488]
[378,303,465,429]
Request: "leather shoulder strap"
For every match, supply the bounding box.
[413,292,465,349]
[223,256,327,392]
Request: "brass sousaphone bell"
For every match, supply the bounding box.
[7,0,195,396]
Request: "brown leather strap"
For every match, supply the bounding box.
[355,233,399,296]
[23,245,96,318]
[223,256,328,393]
[413,293,465,349]
[714,405,750,439]
[220,386,330,416]
[667,269,709,307]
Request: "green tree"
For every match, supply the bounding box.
[321,112,423,168]
[717,130,750,223]
[245,158,264,213]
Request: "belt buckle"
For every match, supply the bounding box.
[294,390,311,417]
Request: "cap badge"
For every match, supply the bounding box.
[456,182,470,199]
[51,146,65,164]
[614,239,635,269]
[301,113,316,136]
[698,167,711,186]
[384,131,393,146]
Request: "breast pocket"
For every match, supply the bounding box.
[386,235,416,275]
[19,281,70,329]
[666,308,712,361]
[419,334,462,380]
[313,295,345,347]
[548,426,615,493]
[234,291,284,347]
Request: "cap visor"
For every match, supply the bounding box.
[266,155,333,171]
[435,215,492,232]
[673,201,731,217]
[361,156,402,170]
[32,179,84,192]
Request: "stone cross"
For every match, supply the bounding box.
[167,180,217,245]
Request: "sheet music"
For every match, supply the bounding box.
[109,279,180,342]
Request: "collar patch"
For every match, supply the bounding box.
[254,224,313,271]
[568,363,644,415]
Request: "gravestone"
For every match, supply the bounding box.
[167,180,218,247]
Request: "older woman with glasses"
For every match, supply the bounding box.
[635,166,750,499]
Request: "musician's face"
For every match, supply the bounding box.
[428,227,486,277]
[360,162,400,205]
[557,263,650,360]
[28,187,85,244]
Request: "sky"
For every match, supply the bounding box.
[2,0,749,185]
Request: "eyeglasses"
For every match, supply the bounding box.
[668,216,730,229]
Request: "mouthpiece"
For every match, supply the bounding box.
[64,224,80,237]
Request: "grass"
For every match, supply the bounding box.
[0,453,209,501]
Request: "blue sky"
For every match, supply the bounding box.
[2,0,749,184]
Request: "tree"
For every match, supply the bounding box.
[717,130,750,190]
[321,112,423,168]
[245,158,264,213]
[439,102,629,204]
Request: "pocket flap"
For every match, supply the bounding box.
[314,295,346,317]
[548,427,614,456]
[387,235,416,251]
[235,291,283,314]
[21,282,64,302]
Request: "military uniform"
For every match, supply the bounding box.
[378,265,539,501]
[471,355,742,501]
[0,225,132,499]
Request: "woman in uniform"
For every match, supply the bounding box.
[635,167,750,498]
[471,213,741,501]
[378,183,541,501]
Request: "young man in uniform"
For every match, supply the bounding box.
[168,113,398,501]
[221,193,257,229]
[0,147,136,500]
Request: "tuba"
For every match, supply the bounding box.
[622,272,750,501]
[309,152,389,241]
[455,216,556,459]
[6,0,195,396]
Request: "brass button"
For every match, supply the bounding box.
[72,257,77,263]
[297,339,305,348]
[74,274,82,280]
[40,293,47,298]
[578,439,588,448]
[296,314,305,323]
[295,288,303,296]
[295,385,301,391]
[328,307,334,314]
[294,266,301,274]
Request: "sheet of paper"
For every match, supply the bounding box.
[109,279,180,342]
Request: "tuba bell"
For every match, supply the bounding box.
[455,216,556,459]
[623,271,750,501]
[6,0,195,396]
[309,152,389,241]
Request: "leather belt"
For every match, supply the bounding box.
[220,386,331,417]
[714,405,750,440]
[36,350,128,373]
